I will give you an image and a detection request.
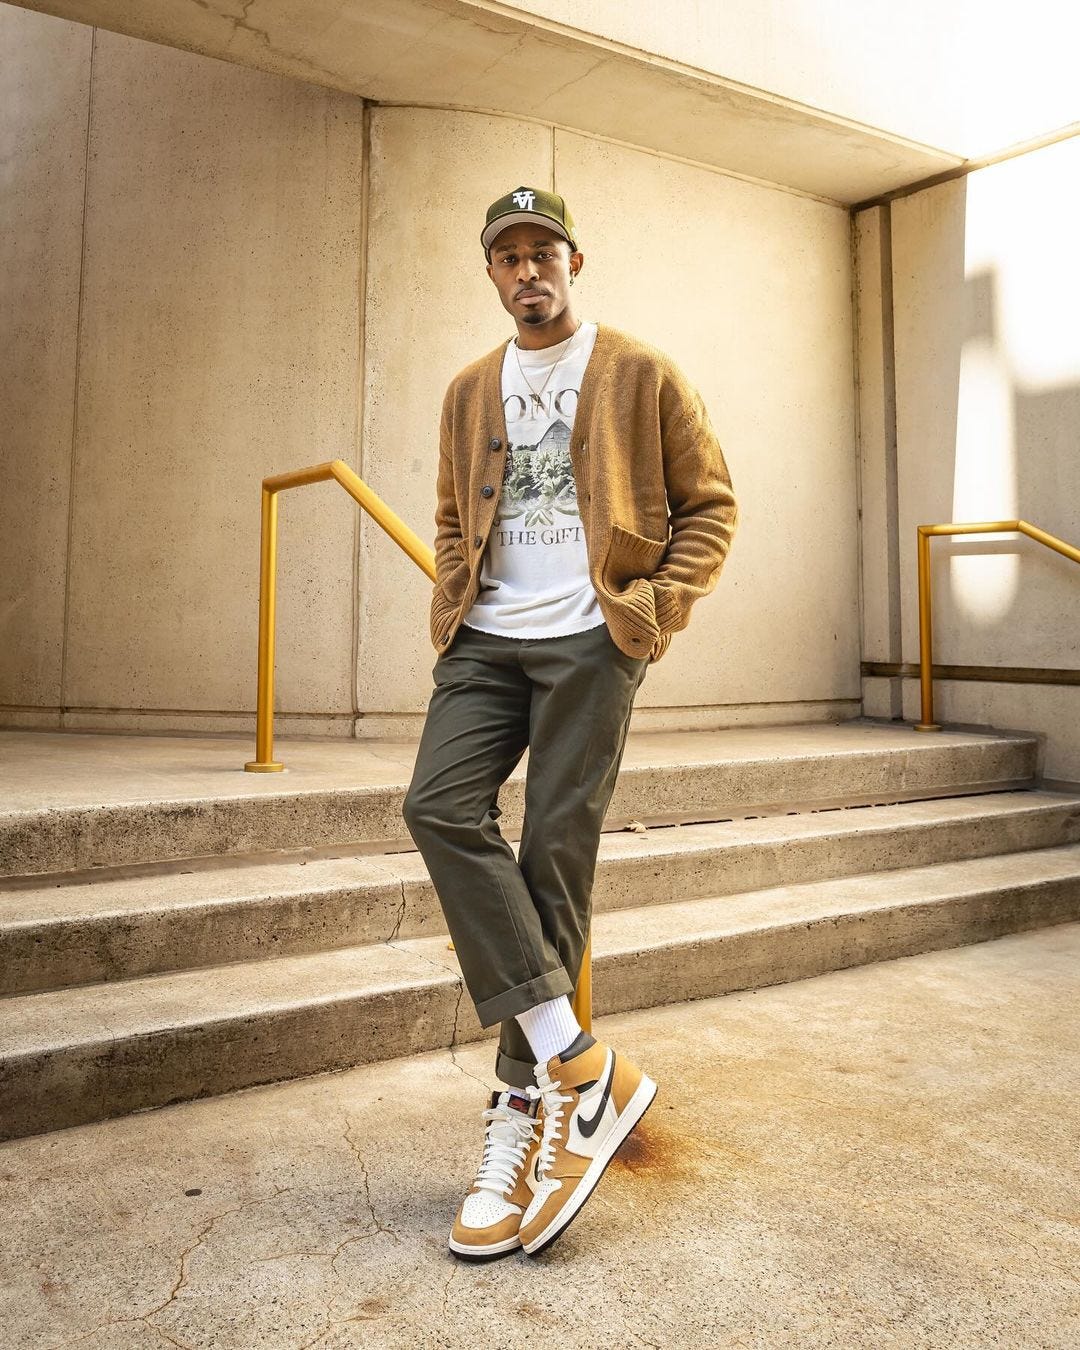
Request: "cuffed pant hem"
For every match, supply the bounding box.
[495,1047,541,1091]
[473,968,574,1029]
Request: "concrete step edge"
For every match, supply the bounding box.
[6,839,1080,1053]
[4,792,1080,997]
[587,840,1080,951]
[3,842,1077,1141]
[0,732,1040,877]
[5,787,1078,915]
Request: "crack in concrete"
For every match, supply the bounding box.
[385,936,455,976]
[150,1324,194,1349]
[296,1322,332,1350]
[42,1193,261,1350]
[447,982,491,1092]
[42,1188,284,1344]
[455,30,529,96]
[49,1320,150,1350]
[146,1186,294,1323]
[44,1187,292,1350]
[989,1222,1078,1284]
[534,54,608,108]
[387,879,408,941]
[341,1114,398,1245]
[440,1258,460,1317]
[221,0,346,87]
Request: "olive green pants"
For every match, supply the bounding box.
[402,620,649,1090]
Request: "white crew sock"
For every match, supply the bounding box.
[514,995,584,1066]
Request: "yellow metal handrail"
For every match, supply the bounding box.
[914,520,1080,731]
[243,457,592,1028]
[244,459,435,773]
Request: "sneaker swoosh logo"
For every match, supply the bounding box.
[576,1052,615,1138]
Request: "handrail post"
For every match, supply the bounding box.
[245,485,284,771]
[572,934,593,1033]
[914,525,940,731]
[911,518,1080,733]
[244,461,437,773]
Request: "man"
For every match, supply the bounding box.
[403,186,737,1260]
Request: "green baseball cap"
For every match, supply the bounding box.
[481,186,577,259]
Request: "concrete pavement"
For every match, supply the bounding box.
[1,925,1077,1349]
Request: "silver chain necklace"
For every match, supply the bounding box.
[514,321,583,412]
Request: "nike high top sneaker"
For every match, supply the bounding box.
[519,1032,657,1255]
[449,1088,542,1261]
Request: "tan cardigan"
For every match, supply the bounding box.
[429,323,738,663]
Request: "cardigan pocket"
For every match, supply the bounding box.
[600,523,668,593]
[430,539,473,648]
[430,585,464,649]
[598,524,666,658]
[436,537,471,600]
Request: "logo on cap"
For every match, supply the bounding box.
[481,185,577,258]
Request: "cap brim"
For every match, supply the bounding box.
[482,211,573,253]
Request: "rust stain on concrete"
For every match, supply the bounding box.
[513,1300,557,1325]
[610,1111,761,1184]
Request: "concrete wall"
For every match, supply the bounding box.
[0,6,365,736]
[358,108,860,733]
[857,137,1080,781]
[0,10,89,710]
[511,0,1080,158]
[2,7,862,738]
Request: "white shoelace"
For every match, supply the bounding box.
[474,1096,542,1196]
[534,1071,574,1177]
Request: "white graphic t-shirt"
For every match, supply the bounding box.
[463,320,603,639]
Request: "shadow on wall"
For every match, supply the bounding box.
[901,185,1080,677]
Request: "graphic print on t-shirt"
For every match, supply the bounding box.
[462,320,601,638]
[500,403,577,532]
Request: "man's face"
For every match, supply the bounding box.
[486,222,582,328]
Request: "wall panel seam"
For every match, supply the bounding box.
[351,100,372,731]
[878,203,903,718]
[59,24,96,715]
[849,211,866,701]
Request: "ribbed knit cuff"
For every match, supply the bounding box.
[622,576,658,628]
[651,582,683,635]
[608,579,659,656]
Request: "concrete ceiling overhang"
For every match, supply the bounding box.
[9,0,965,203]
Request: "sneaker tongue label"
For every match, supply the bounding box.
[506,1093,531,1113]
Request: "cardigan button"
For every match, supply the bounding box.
[474,536,483,547]
[488,437,501,450]
[481,485,495,498]
[441,633,450,644]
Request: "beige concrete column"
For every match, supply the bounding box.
[0,8,91,719]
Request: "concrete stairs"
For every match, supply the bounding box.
[2,722,1079,1141]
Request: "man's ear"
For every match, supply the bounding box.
[569,249,584,280]
[486,262,494,282]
